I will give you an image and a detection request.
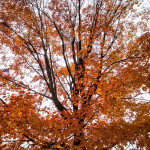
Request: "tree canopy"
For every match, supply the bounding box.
[0,0,150,149]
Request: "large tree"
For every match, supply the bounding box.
[0,0,150,149]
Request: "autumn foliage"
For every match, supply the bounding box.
[0,0,150,149]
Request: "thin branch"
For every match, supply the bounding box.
[0,98,8,107]
[0,75,53,100]
[2,140,31,143]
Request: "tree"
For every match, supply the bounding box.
[0,0,150,149]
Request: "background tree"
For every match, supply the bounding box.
[0,0,150,149]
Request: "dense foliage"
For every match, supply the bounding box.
[0,0,150,149]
